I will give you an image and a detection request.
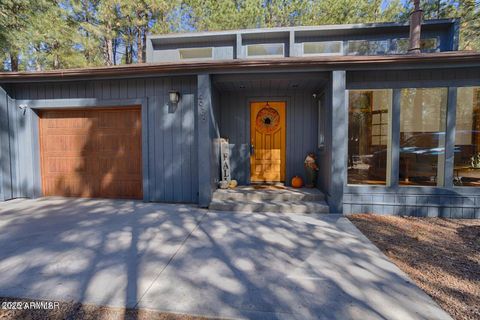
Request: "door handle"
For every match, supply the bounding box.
[250,144,255,155]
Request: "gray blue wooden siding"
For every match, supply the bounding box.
[316,86,332,203]
[218,88,319,186]
[0,86,38,201]
[4,76,198,203]
[0,87,12,201]
[197,74,221,207]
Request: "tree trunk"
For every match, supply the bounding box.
[137,27,143,63]
[52,42,60,69]
[9,52,18,72]
[113,38,118,65]
[129,44,134,64]
[104,37,114,66]
[53,54,60,69]
[142,28,147,62]
[125,44,132,64]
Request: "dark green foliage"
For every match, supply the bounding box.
[0,0,478,71]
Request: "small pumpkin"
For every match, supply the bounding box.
[229,180,238,188]
[291,176,303,188]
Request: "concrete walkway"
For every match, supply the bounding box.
[0,198,451,320]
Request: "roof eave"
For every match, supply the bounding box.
[1,52,479,83]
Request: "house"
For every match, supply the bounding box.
[0,19,479,218]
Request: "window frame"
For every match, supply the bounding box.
[302,41,343,56]
[178,47,214,60]
[391,37,439,54]
[346,89,394,186]
[346,40,389,55]
[398,87,449,188]
[245,43,285,58]
[452,86,480,188]
[345,85,480,194]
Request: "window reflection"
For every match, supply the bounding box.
[454,87,480,186]
[399,88,447,186]
[348,90,392,185]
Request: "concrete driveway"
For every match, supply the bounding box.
[0,198,450,320]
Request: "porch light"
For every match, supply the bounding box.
[168,90,180,113]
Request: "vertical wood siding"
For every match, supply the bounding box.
[7,76,198,203]
[0,87,11,200]
[347,67,480,89]
[219,88,318,185]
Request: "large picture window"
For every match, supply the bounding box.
[399,88,448,186]
[454,87,480,186]
[348,90,392,185]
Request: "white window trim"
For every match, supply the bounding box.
[245,43,285,58]
[302,41,344,56]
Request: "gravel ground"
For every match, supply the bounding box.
[0,297,214,320]
[348,214,480,320]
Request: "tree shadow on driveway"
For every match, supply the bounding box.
[0,200,451,320]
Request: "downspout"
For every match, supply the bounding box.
[408,0,423,54]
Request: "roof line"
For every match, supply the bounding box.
[1,51,479,83]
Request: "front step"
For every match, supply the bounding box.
[212,186,325,202]
[209,186,329,214]
[209,199,330,214]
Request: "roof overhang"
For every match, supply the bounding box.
[1,52,479,83]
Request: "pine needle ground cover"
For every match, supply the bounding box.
[0,298,213,320]
[348,214,480,320]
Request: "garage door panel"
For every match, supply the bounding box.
[99,180,142,199]
[98,110,141,129]
[45,157,86,174]
[97,134,140,154]
[44,111,89,129]
[43,176,98,197]
[43,135,89,153]
[40,107,142,199]
[98,157,142,175]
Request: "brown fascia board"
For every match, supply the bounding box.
[1,51,479,83]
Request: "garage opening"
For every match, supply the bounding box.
[39,107,143,199]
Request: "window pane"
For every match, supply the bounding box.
[420,38,438,53]
[348,90,392,185]
[347,40,370,55]
[400,88,447,186]
[392,38,438,54]
[369,40,389,54]
[393,38,409,54]
[179,48,212,59]
[247,44,284,57]
[304,41,342,55]
[347,40,388,55]
[454,87,480,186]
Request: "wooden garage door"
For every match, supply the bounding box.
[39,107,143,199]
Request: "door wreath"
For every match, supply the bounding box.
[256,106,280,134]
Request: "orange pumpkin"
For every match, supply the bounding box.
[291,176,303,188]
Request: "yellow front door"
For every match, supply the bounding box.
[250,101,286,183]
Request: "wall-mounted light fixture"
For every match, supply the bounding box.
[18,104,28,115]
[168,90,180,113]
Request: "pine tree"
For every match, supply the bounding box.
[0,0,40,71]
[21,1,87,70]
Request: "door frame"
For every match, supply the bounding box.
[247,96,289,184]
